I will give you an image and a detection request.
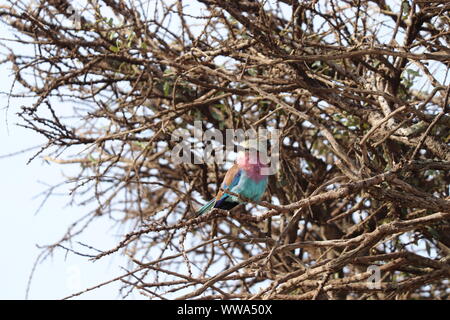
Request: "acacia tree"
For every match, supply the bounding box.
[1,0,449,300]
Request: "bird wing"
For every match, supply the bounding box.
[215,163,242,201]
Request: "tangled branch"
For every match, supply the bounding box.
[1,0,449,299]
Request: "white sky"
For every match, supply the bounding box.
[0,21,141,300]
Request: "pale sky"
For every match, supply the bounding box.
[0,0,207,300]
[0,21,139,300]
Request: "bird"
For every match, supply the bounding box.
[195,139,269,216]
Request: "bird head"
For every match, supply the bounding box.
[237,135,269,166]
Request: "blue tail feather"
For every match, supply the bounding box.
[196,198,216,216]
[214,195,239,210]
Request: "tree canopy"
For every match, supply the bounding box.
[1,0,449,299]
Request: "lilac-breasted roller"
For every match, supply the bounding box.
[196,140,269,215]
